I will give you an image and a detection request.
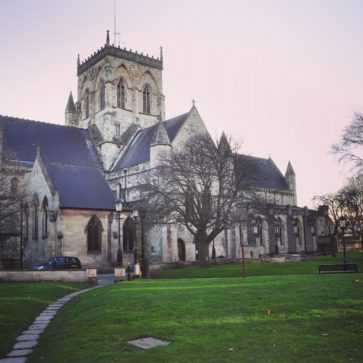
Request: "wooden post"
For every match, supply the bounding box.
[239,221,247,278]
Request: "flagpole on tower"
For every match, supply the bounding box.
[113,0,120,45]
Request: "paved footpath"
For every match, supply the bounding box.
[0,274,114,363]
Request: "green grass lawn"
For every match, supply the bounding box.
[29,273,363,363]
[152,252,363,279]
[0,282,89,357]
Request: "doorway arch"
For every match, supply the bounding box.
[177,238,186,261]
[123,216,134,252]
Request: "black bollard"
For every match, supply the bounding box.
[127,265,132,281]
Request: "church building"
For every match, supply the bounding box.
[0,32,331,269]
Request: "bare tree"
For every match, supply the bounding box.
[313,174,363,235]
[313,192,344,237]
[340,174,363,228]
[332,113,363,171]
[143,133,263,264]
[0,172,23,234]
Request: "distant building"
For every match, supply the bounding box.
[0,31,330,269]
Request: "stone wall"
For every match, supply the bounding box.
[61,209,112,268]
[0,270,94,283]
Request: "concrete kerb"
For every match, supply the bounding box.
[0,275,111,362]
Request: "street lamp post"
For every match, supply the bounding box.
[239,221,247,278]
[274,219,279,256]
[339,216,347,265]
[123,169,128,202]
[357,218,363,253]
[115,197,124,267]
[19,201,24,270]
[132,209,139,264]
[137,209,148,278]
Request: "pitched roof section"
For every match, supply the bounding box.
[234,155,289,191]
[114,111,189,170]
[285,161,296,176]
[65,92,76,113]
[151,120,171,146]
[0,116,101,167]
[1,115,114,210]
[45,162,115,210]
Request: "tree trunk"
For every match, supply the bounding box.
[196,231,211,265]
[199,241,210,265]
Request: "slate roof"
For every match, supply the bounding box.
[1,115,115,210]
[0,116,100,167]
[45,162,115,210]
[234,154,289,191]
[114,111,190,170]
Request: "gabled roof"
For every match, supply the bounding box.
[1,115,115,210]
[114,111,190,170]
[45,162,115,210]
[151,120,171,146]
[234,154,289,191]
[0,116,101,167]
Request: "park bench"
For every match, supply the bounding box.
[318,263,358,274]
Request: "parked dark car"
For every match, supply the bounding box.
[33,256,82,271]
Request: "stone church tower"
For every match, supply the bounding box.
[65,30,165,170]
[285,161,297,205]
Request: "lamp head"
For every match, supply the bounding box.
[115,197,124,212]
[339,216,346,229]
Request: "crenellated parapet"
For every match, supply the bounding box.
[77,44,163,76]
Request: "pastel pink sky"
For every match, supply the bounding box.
[1,0,362,207]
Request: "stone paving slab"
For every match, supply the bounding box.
[41,310,57,314]
[127,337,170,350]
[16,335,39,341]
[7,349,33,357]
[21,329,43,335]
[34,316,53,322]
[38,313,56,318]
[58,297,72,302]
[13,341,38,350]
[28,322,48,330]
[0,357,27,363]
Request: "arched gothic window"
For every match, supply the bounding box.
[123,216,134,252]
[117,79,126,109]
[253,217,264,246]
[118,183,122,198]
[143,84,151,114]
[10,177,19,195]
[177,239,186,261]
[275,217,283,245]
[84,89,90,119]
[100,81,106,110]
[42,197,48,239]
[293,218,301,245]
[115,123,121,136]
[32,194,39,240]
[87,215,103,252]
